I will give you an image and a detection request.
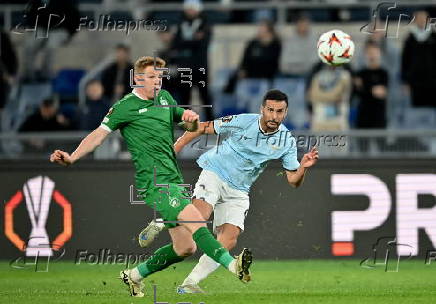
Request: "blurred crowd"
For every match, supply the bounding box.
[0,0,435,143]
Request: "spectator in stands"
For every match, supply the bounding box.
[354,42,388,129]
[157,30,177,68]
[171,0,213,120]
[357,29,401,126]
[0,30,18,114]
[401,10,436,107]
[19,98,70,132]
[223,20,280,96]
[307,63,352,131]
[80,80,111,131]
[18,98,70,150]
[357,31,399,79]
[101,44,134,104]
[354,42,389,152]
[20,0,80,81]
[280,14,318,78]
[157,30,180,94]
[239,19,281,81]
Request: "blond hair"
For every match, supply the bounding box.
[134,56,166,73]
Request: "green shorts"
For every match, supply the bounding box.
[140,183,192,229]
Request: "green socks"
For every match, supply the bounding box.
[192,227,234,269]
[135,227,235,279]
[137,243,184,278]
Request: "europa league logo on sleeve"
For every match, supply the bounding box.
[5,176,73,258]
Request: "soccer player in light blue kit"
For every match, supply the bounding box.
[139,89,319,293]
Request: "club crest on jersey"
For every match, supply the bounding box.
[221,115,233,123]
[160,98,168,106]
[169,197,180,208]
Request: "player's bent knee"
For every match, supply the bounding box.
[193,198,213,220]
[178,204,206,222]
[174,242,197,257]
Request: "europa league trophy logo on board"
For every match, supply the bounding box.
[23,176,55,257]
[5,175,72,258]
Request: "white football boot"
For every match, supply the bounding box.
[235,248,253,283]
[176,281,206,294]
[119,269,145,297]
[138,219,165,248]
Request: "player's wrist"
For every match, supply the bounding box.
[300,163,310,170]
[70,153,79,164]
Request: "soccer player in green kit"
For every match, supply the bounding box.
[49,56,252,297]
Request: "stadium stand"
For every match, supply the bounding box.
[0,0,436,159]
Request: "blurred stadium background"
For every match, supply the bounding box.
[1,0,436,303]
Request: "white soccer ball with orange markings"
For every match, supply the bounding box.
[317,30,355,66]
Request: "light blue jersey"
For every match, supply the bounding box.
[197,114,300,193]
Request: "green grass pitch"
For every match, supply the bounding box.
[0,260,435,304]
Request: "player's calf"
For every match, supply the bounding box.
[217,223,241,250]
[170,225,197,257]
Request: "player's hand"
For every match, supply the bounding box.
[301,146,319,168]
[182,110,199,123]
[50,150,74,166]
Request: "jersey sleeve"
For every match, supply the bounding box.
[166,91,185,123]
[173,107,185,123]
[213,115,245,135]
[99,103,128,132]
[281,137,300,171]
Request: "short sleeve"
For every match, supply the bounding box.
[281,137,300,171]
[99,103,127,132]
[213,115,244,135]
[166,91,185,123]
[173,107,185,123]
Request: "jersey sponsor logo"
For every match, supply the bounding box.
[139,108,148,113]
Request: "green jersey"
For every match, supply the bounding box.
[100,89,185,190]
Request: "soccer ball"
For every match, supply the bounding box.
[317,30,355,66]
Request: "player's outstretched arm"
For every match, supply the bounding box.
[286,146,319,188]
[49,127,110,166]
[174,120,215,153]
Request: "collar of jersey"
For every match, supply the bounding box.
[132,89,153,102]
[258,117,280,136]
